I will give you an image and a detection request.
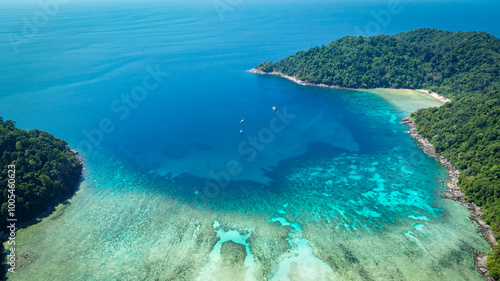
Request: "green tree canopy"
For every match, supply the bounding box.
[0,118,83,227]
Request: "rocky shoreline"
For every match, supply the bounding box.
[401,117,497,281]
[249,68,353,90]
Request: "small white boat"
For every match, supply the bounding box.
[240,130,243,134]
[272,106,276,111]
[240,119,244,123]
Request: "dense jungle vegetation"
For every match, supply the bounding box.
[0,118,82,228]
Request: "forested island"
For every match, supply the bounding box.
[0,117,83,227]
[254,28,500,279]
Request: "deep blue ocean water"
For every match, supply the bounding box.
[1,1,500,280]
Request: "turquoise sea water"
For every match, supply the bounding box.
[1,0,500,280]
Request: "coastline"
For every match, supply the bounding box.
[250,67,497,280]
[1,147,83,279]
[401,117,498,281]
[249,68,451,103]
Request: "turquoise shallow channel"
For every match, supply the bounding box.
[2,1,500,280]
